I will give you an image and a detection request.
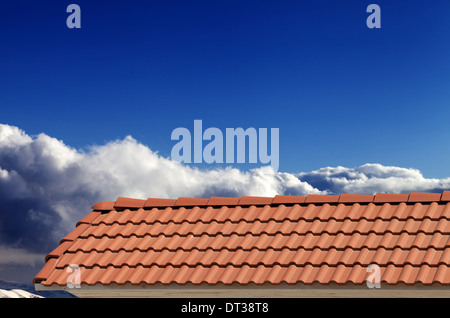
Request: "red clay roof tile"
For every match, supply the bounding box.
[45,241,73,262]
[144,198,176,208]
[34,192,450,288]
[59,223,90,243]
[76,211,101,226]
[207,197,241,206]
[391,202,409,220]
[305,194,339,203]
[272,195,306,205]
[91,201,115,211]
[238,196,273,206]
[175,197,209,207]
[339,194,374,203]
[408,192,442,203]
[114,197,146,209]
[441,191,450,201]
[33,258,57,285]
[374,193,409,203]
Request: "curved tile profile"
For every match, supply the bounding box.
[34,192,450,287]
[38,264,450,286]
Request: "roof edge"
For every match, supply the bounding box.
[92,201,115,211]
[92,191,450,210]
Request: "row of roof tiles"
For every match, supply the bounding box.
[74,218,450,238]
[83,203,450,226]
[63,232,450,253]
[93,192,450,210]
[40,263,450,286]
[55,247,450,269]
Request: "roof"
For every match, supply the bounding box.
[34,192,450,288]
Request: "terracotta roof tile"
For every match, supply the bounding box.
[34,192,450,288]
[272,195,306,205]
[339,194,374,203]
[207,197,240,206]
[114,197,146,209]
[76,211,101,226]
[144,198,176,208]
[175,197,209,207]
[391,202,409,219]
[374,193,409,203]
[33,258,57,285]
[59,223,90,243]
[408,192,442,203]
[45,241,73,262]
[91,201,115,211]
[305,194,340,204]
[238,196,273,206]
[441,191,450,201]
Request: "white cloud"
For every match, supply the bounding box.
[0,123,449,258]
[0,245,44,267]
[297,163,450,195]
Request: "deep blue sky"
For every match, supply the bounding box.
[1,1,449,177]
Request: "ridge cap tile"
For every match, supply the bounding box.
[305,194,339,203]
[144,198,176,208]
[97,191,450,209]
[207,197,241,206]
[238,196,274,206]
[91,201,115,211]
[114,197,146,209]
[408,192,442,203]
[272,195,306,205]
[339,194,374,203]
[440,191,450,202]
[175,197,209,206]
[374,193,409,203]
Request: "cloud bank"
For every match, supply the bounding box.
[0,123,449,272]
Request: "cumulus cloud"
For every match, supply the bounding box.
[0,124,318,255]
[298,164,450,195]
[0,123,449,268]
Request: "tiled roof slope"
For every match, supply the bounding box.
[34,192,450,287]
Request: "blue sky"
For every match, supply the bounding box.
[2,0,450,287]
[1,0,450,177]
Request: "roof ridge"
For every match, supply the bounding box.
[91,191,450,211]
